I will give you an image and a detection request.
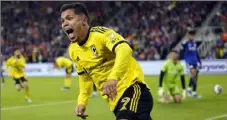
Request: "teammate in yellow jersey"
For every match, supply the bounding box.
[54,56,98,95]
[54,56,74,91]
[60,3,153,120]
[5,48,32,103]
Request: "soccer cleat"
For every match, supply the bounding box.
[26,98,32,103]
[157,98,165,103]
[61,87,70,91]
[191,92,202,99]
[91,91,98,97]
[20,84,24,88]
[186,88,192,97]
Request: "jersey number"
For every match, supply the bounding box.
[120,97,130,111]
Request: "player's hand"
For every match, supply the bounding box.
[103,80,118,101]
[198,62,202,69]
[75,105,88,119]
[158,87,164,97]
[182,90,186,99]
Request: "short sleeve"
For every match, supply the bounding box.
[103,29,128,53]
[75,64,85,75]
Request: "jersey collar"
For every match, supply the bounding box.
[78,27,91,46]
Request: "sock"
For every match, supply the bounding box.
[64,78,71,88]
[191,76,197,92]
[25,87,30,99]
[187,87,192,91]
[188,77,193,88]
[93,84,97,92]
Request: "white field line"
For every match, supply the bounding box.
[204,114,227,120]
[0,84,219,111]
[1,100,75,111]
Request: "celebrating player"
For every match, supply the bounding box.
[5,48,31,103]
[182,29,202,98]
[158,50,186,104]
[60,3,153,120]
[54,56,74,91]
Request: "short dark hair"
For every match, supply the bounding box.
[60,3,89,20]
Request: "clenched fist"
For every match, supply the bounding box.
[102,80,118,101]
[75,105,88,119]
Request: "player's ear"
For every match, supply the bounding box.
[81,15,87,26]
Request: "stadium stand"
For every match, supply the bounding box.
[1,1,219,63]
[204,2,227,59]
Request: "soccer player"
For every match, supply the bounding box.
[54,56,98,95]
[5,48,31,103]
[60,3,153,120]
[158,50,186,104]
[54,56,74,91]
[1,54,5,85]
[182,29,202,98]
[1,69,5,85]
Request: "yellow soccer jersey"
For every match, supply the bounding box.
[68,26,149,111]
[55,57,73,68]
[5,55,26,79]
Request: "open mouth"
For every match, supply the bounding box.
[65,28,75,40]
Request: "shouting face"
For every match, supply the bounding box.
[61,9,87,42]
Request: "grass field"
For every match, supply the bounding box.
[1,75,227,120]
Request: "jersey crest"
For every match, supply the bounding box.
[76,56,80,61]
[90,44,98,55]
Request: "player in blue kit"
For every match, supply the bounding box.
[182,29,202,98]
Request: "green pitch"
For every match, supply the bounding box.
[1,75,227,120]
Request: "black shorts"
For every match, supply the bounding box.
[114,82,153,120]
[14,77,27,85]
[65,65,74,74]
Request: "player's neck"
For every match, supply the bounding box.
[172,59,178,64]
[79,25,90,41]
[78,25,90,45]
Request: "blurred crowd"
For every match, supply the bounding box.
[208,2,227,59]
[107,1,216,60]
[1,1,220,63]
[1,1,122,63]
